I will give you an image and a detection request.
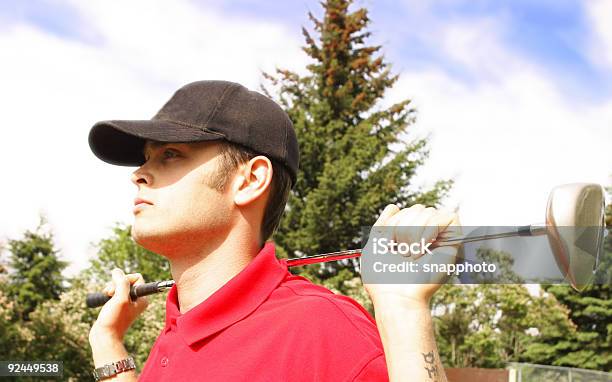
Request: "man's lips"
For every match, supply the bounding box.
[133,198,153,214]
[134,197,153,206]
[134,198,153,210]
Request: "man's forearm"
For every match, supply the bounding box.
[373,299,447,382]
[90,329,138,381]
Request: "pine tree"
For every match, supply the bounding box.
[263,0,451,284]
[6,215,67,320]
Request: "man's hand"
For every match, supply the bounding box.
[363,203,462,309]
[89,268,148,375]
[362,204,461,382]
[90,268,149,340]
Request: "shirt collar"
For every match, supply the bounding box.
[164,242,288,346]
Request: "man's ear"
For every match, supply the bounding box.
[232,156,273,207]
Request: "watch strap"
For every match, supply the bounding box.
[92,355,136,381]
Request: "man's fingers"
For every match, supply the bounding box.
[104,281,115,296]
[390,205,430,256]
[426,211,463,267]
[125,273,149,311]
[104,272,148,305]
[386,204,423,227]
[373,204,400,227]
[126,273,145,286]
[107,271,150,312]
[427,211,462,242]
[111,268,130,303]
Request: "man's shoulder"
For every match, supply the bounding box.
[262,274,382,347]
[274,274,372,315]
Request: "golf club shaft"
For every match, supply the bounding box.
[86,224,544,308]
[282,224,545,265]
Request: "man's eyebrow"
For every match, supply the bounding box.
[142,142,193,158]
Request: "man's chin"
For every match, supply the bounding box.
[130,226,167,252]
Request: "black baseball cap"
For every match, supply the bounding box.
[88,80,299,185]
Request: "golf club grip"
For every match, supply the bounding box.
[86,281,160,308]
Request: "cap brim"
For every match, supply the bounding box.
[88,120,225,166]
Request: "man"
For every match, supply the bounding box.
[87,80,459,381]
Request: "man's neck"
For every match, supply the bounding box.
[168,232,262,314]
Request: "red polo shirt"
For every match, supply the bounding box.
[138,243,389,381]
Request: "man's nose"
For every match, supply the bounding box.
[131,167,151,186]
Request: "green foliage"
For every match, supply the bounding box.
[5,216,67,320]
[431,284,479,367]
[0,288,28,360]
[0,272,93,380]
[432,284,576,369]
[24,277,96,380]
[520,292,578,366]
[536,284,611,370]
[86,222,171,283]
[263,0,452,282]
[0,220,169,379]
[0,273,165,380]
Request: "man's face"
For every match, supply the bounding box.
[130,140,233,257]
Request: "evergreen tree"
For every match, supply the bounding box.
[263,0,451,283]
[5,216,67,320]
[521,291,578,367]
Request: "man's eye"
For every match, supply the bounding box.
[163,149,179,159]
[143,148,179,162]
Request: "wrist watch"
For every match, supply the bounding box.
[92,355,136,381]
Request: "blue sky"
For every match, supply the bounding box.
[3,0,610,101]
[0,0,91,41]
[0,0,610,274]
[202,0,609,101]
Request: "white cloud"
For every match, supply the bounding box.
[386,19,612,226]
[0,0,307,275]
[585,0,612,70]
[438,16,523,78]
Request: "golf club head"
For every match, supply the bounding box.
[545,183,606,291]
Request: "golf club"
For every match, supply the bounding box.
[86,183,607,308]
